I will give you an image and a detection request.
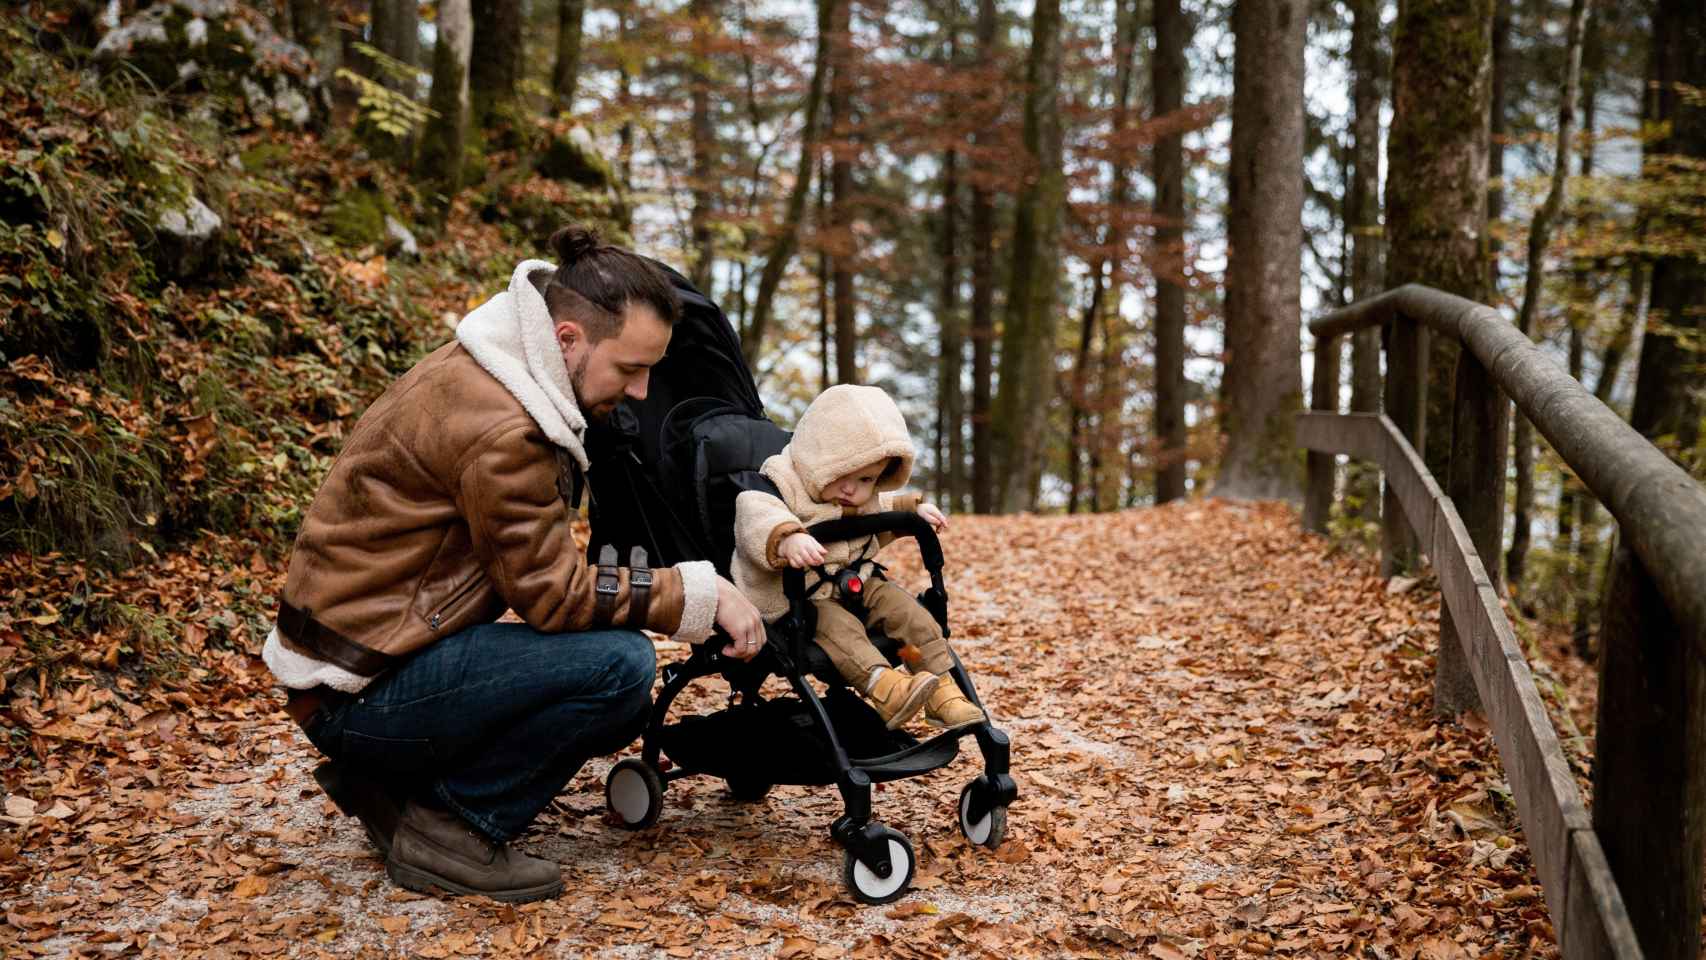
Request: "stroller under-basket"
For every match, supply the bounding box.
[580,264,1017,904]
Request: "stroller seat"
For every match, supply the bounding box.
[582,264,1017,906]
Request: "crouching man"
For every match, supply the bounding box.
[264,226,766,903]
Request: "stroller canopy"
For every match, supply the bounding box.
[583,262,788,573]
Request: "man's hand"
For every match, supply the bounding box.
[713,576,766,661]
[779,531,828,568]
[917,502,948,533]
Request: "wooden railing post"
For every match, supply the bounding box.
[1382,317,1425,575]
[1436,348,1506,716]
[1303,334,1341,533]
[1593,545,1706,960]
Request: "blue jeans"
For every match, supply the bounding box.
[301,623,656,842]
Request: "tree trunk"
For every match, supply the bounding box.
[990,0,1065,513]
[1486,0,1509,297]
[817,155,833,392]
[743,0,835,367]
[370,0,420,83]
[689,0,718,292]
[1563,8,1602,655]
[1347,0,1384,520]
[1385,0,1494,483]
[1507,0,1591,598]
[469,0,522,125]
[1071,0,1140,514]
[1068,269,1106,514]
[1152,0,1188,504]
[418,0,472,218]
[1093,300,1125,509]
[968,0,998,514]
[938,142,966,512]
[616,5,635,231]
[1216,0,1305,502]
[827,0,857,383]
[289,0,327,53]
[1629,0,1706,470]
[553,0,587,111]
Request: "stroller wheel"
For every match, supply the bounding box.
[958,781,1008,849]
[725,776,773,803]
[841,826,915,905]
[605,758,663,829]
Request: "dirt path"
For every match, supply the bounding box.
[2,501,1558,958]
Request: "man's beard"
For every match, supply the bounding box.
[569,351,619,423]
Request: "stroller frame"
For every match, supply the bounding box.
[603,510,1018,904]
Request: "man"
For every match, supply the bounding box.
[264,227,766,903]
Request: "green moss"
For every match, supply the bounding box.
[239,142,291,172]
[324,187,392,249]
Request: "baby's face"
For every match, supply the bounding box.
[825,462,884,509]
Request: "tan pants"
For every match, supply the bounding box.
[811,577,953,686]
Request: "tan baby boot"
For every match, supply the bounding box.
[924,680,986,731]
[866,668,939,730]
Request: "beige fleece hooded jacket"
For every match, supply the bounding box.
[731,384,923,622]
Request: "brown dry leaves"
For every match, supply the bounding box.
[1,500,1563,957]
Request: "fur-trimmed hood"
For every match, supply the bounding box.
[455,259,589,470]
[783,384,915,500]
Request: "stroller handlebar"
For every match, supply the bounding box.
[802,511,945,576]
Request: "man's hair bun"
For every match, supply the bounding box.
[550,225,603,265]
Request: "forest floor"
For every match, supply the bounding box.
[1,499,1595,959]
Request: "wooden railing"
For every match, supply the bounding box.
[1299,284,1706,960]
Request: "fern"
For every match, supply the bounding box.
[335,43,436,140]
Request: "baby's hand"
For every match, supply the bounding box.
[779,531,827,568]
[917,502,948,532]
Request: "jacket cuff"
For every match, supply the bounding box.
[671,561,719,645]
[889,492,922,515]
[764,522,808,569]
[262,627,371,694]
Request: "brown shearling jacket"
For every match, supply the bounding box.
[273,341,687,682]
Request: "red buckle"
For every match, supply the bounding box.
[846,575,862,593]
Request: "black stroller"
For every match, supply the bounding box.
[581,264,1017,904]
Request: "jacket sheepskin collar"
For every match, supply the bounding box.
[455,259,590,471]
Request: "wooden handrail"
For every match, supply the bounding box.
[1310,284,1706,653]
[1299,412,1640,959]
[1300,283,1706,960]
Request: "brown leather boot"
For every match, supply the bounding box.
[865,668,939,730]
[923,680,986,731]
[386,799,564,903]
[313,760,401,857]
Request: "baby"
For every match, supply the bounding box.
[730,384,984,731]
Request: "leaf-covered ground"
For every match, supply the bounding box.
[3,500,1574,958]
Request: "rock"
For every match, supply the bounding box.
[384,216,419,258]
[154,195,223,280]
[92,12,167,57]
[93,1,324,129]
[1385,575,1420,596]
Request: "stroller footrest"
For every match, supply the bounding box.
[852,730,963,782]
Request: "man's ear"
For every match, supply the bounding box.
[554,319,582,352]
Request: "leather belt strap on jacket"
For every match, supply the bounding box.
[594,545,621,625]
[626,546,652,630]
[277,600,397,677]
[593,545,653,631]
